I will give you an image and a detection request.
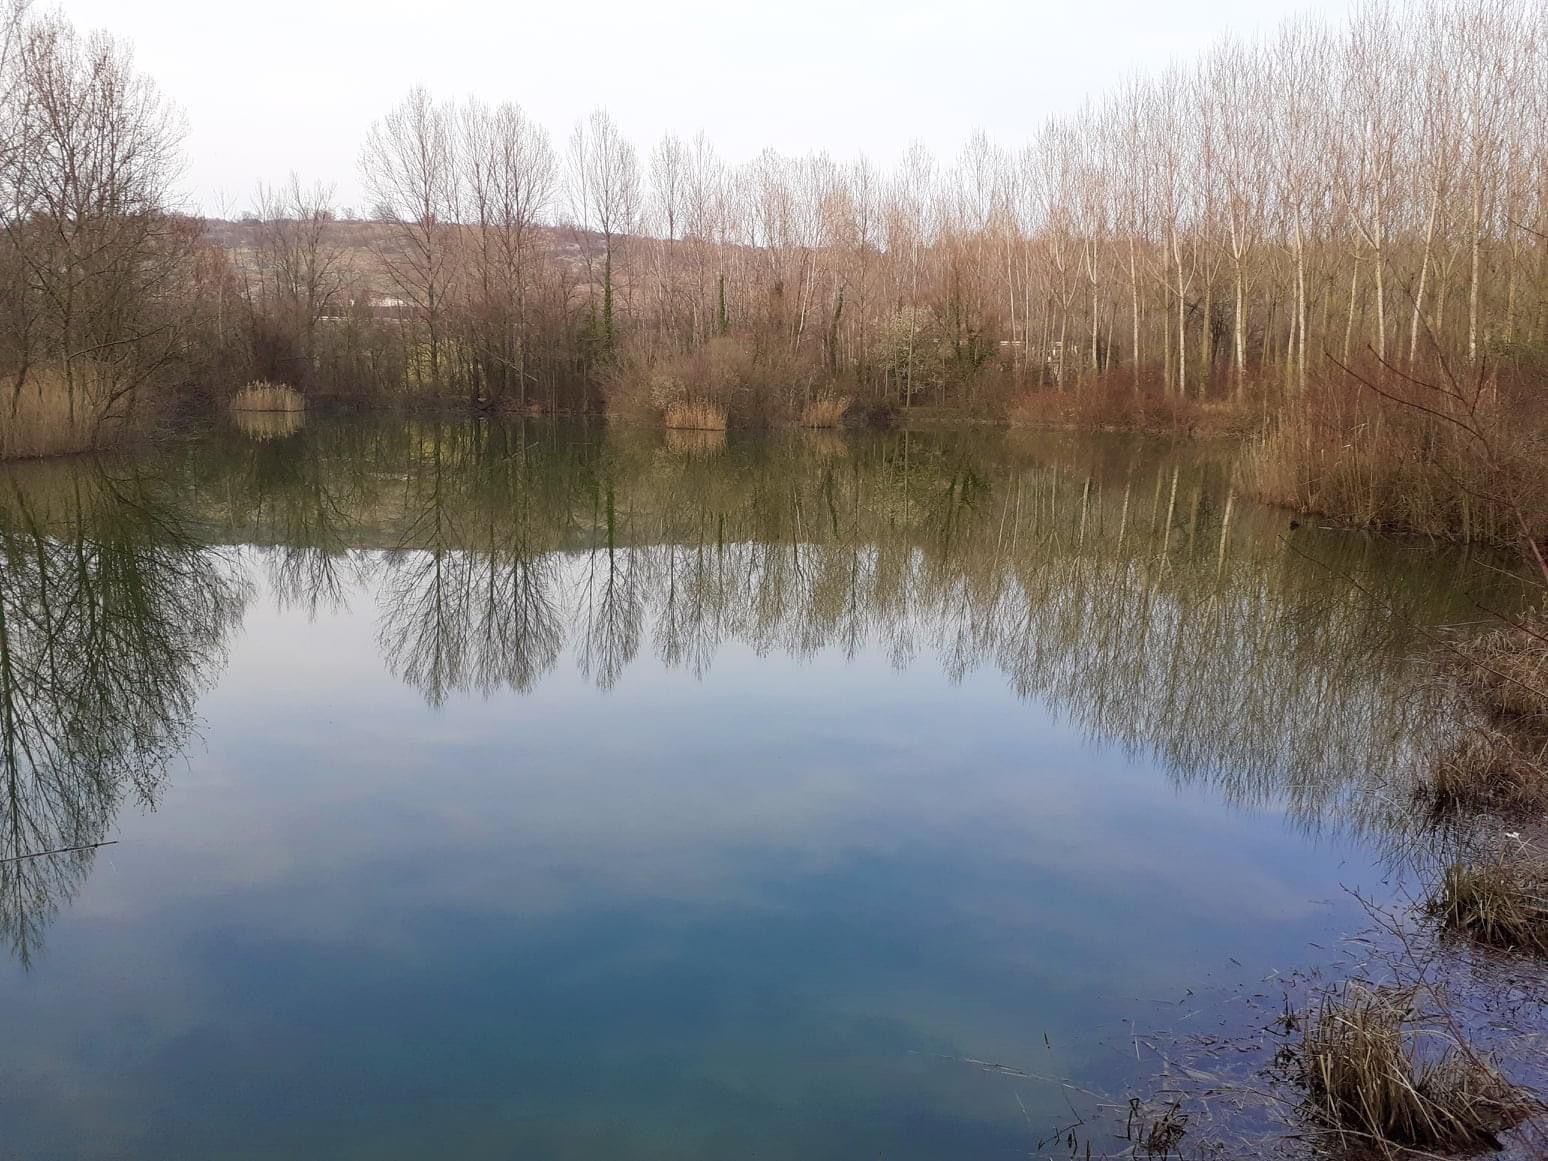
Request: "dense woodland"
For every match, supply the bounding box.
[0,0,1545,510]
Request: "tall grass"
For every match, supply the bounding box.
[0,368,137,460]
[230,381,305,412]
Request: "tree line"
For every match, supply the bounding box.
[307,0,1544,418]
[0,0,1544,448]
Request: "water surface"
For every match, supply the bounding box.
[0,419,1526,1160]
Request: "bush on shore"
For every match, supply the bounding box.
[604,337,831,429]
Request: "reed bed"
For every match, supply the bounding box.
[0,368,128,460]
[230,381,306,413]
[663,401,727,431]
[799,397,849,429]
[232,408,305,441]
[1240,369,1548,547]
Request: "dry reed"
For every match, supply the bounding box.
[663,401,727,431]
[231,381,306,413]
[1240,369,1547,547]
[1420,616,1548,819]
[799,397,849,428]
[1422,727,1548,819]
[0,368,131,460]
[663,427,726,456]
[233,408,305,441]
[1298,981,1534,1153]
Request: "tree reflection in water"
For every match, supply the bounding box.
[0,465,247,964]
[0,420,1526,962]
[212,424,1517,835]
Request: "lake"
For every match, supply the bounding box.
[0,418,1526,1160]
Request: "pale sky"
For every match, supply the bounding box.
[57,0,1363,216]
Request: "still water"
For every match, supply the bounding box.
[0,419,1527,1160]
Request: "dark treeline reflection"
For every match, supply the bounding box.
[0,464,247,964]
[178,418,1530,837]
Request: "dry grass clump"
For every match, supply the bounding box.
[799,397,849,428]
[1421,617,1548,820]
[0,367,139,460]
[663,401,727,431]
[231,381,305,412]
[1422,727,1548,819]
[1453,614,1548,725]
[1298,981,1534,1154]
[1432,856,1548,955]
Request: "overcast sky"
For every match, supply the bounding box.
[58,0,1363,215]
